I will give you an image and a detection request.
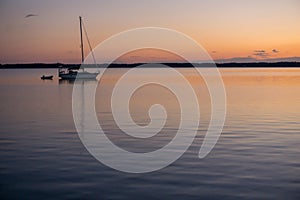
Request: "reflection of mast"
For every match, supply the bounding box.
[80,81,85,132]
[75,79,98,134]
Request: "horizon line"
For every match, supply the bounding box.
[2,56,300,65]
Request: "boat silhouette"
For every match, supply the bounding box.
[41,75,53,80]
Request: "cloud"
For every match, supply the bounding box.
[252,49,280,58]
[254,50,266,53]
[253,52,269,57]
[253,50,269,58]
[25,14,38,18]
[211,51,217,53]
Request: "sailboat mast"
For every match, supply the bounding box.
[79,16,84,64]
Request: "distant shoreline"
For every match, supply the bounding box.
[1,62,300,69]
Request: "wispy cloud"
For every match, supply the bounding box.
[272,49,279,53]
[25,14,38,18]
[254,50,266,53]
[253,50,269,58]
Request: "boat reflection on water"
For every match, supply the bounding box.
[59,79,75,85]
[58,79,98,85]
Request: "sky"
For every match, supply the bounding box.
[0,0,299,64]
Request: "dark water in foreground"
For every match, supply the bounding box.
[0,68,299,199]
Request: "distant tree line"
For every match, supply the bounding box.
[1,62,300,69]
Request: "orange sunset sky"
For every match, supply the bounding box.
[0,0,299,64]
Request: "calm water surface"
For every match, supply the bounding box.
[0,68,299,199]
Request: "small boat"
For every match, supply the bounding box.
[41,75,53,80]
[59,16,98,80]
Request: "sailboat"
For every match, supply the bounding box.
[59,16,98,80]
